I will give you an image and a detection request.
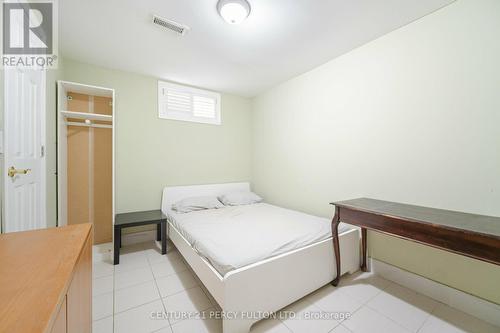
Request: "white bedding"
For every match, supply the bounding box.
[164,203,352,276]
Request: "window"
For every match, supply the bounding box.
[158,81,221,125]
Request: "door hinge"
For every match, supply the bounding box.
[40,145,45,157]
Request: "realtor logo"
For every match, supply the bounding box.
[2,0,58,67]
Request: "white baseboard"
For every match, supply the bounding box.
[371,258,500,327]
[121,230,156,246]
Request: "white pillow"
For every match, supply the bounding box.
[171,196,224,213]
[218,191,263,206]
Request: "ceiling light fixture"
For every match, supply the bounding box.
[217,0,251,25]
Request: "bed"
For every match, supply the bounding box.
[161,182,360,333]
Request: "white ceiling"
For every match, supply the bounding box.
[60,0,453,97]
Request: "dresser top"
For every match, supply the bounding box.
[332,198,500,238]
[0,224,92,333]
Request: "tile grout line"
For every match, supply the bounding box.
[344,303,412,333]
[363,277,441,333]
[113,271,192,296]
[354,298,418,332]
[114,279,155,292]
[310,281,379,322]
[147,243,175,332]
[91,249,112,330]
[385,278,451,333]
[157,259,215,330]
[114,298,164,316]
[114,242,175,330]
[327,275,397,331]
[327,322,352,333]
[365,299,436,333]
[154,245,218,329]
[110,244,166,331]
[415,318,429,333]
[277,297,331,333]
[339,323,353,332]
[415,302,443,333]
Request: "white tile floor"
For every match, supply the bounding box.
[92,242,500,333]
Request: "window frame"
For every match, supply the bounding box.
[158,81,221,125]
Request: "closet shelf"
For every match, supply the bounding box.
[61,110,112,122]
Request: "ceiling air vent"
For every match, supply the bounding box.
[152,15,190,36]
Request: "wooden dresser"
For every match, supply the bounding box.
[0,224,92,333]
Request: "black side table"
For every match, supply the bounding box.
[114,210,167,265]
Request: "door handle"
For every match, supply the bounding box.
[8,166,31,178]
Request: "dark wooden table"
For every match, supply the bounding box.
[330,198,500,286]
[114,210,167,265]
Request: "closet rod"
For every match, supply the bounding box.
[61,110,112,122]
[67,121,112,129]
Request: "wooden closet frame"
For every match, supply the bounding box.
[56,81,115,238]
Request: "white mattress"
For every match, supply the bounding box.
[165,203,352,276]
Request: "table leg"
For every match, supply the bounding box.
[331,206,341,286]
[161,222,167,255]
[156,224,161,241]
[114,226,120,265]
[361,227,367,271]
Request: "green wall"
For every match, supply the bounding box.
[251,0,500,304]
[58,59,252,232]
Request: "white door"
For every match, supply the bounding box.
[4,68,46,232]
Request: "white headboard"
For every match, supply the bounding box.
[161,182,250,214]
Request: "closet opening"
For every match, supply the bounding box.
[57,81,115,244]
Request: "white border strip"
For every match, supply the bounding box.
[371,258,500,327]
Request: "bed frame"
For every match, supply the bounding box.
[161,183,360,333]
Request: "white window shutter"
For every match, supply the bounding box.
[167,90,191,113]
[158,81,221,125]
[193,95,217,118]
